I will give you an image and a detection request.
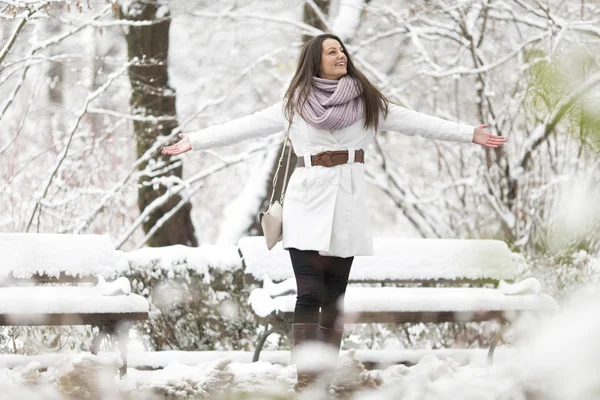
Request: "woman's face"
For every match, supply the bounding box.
[318,38,347,80]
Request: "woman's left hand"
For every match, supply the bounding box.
[472,124,507,148]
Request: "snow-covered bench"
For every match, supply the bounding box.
[238,236,558,363]
[0,233,149,376]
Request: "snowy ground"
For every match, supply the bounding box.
[2,287,600,400]
[0,350,517,400]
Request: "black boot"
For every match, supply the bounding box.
[292,323,320,392]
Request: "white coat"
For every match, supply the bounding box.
[188,102,474,258]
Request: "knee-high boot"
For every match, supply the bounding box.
[318,325,344,391]
[292,322,320,392]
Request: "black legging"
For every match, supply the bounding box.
[288,248,354,328]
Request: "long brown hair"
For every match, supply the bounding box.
[283,33,388,130]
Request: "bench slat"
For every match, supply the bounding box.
[0,312,149,326]
[250,287,558,319]
[5,272,98,285]
[272,310,510,324]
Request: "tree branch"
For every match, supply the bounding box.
[25,61,132,232]
[518,69,600,170]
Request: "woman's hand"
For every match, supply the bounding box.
[472,124,507,148]
[161,134,191,155]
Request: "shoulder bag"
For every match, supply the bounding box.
[258,123,292,250]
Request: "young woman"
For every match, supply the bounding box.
[162,33,506,392]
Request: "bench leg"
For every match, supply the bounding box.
[116,322,131,377]
[253,323,277,363]
[487,322,508,364]
[90,325,110,355]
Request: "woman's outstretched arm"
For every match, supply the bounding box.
[162,101,285,155]
[379,103,506,148]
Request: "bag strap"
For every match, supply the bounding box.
[279,132,292,204]
[269,121,293,205]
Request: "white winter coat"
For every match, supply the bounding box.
[188,102,474,258]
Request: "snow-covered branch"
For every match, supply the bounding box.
[72,96,229,235]
[57,15,171,27]
[0,8,30,65]
[116,139,281,249]
[87,107,178,122]
[420,32,550,78]
[25,60,133,232]
[0,3,112,121]
[331,0,365,41]
[191,8,324,37]
[305,0,333,32]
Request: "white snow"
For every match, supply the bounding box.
[121,243,242,274]
[238,236,522,282]
[262,275,296,296]
[331,0,365,41]
[156,4,170,19]
[250,286,557,318]
[1,233,119,280]
[0,286,148,315]
[0,349,519,399]
[5,282,600,400]
[0,233,241,283]
[247,287,277,318]
[97,276,132,296]
[498,277,541,295]
[0,348,515,370]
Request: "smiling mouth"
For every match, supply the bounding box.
[336,63,346,67]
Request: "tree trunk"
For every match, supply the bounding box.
[247,0,331,235]
[119,2,197,247]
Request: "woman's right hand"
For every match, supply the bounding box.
[161,134,191,155]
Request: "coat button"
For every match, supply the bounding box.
[333,144,340,149]
[317,179,324,186]
[317,146,324,152]
[332,179,339,185]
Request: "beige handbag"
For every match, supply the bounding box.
[258,124,292,250]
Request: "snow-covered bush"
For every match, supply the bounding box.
[0,244,262,355]
[119,245,261,351]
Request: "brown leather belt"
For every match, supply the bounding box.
[297,149,364,168]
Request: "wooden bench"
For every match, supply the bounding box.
[0,233,149,376]
[238,236,558,364]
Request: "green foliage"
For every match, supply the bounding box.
[525,46,600,152]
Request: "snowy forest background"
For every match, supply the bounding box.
[1,0,600,398]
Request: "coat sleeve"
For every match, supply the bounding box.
[187,102,285,151]
[379,103,474,143]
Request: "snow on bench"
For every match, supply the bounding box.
[1,232,122,281]
[239,236,522,282]
[0,233,150,377]
[0,285,149,322]
[250,286,557,321]
[120,243,242,275]
[238,236,558,363]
